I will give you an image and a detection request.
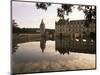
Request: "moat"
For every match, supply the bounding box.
[12,34,96,74]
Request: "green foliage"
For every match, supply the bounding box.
[62,4,73,15]
[35,2,73,19]
[35,2,96,23]
[12,20,20,33]
[36,2,51,10]
[57,8,64,19]
[57,4,73,19]
[56,19,66,25]
[78,5,96,27]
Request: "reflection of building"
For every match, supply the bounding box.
[55,38,70,55]
[40,19,45,36]
[55,19,96,39]
[40,37,46,53]
[55,37,95,54]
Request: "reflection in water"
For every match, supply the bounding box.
[55,37,96,54]
[55,37,70,55]
[12,34,96,74]
[40,36,46,53]
[12,35,19,54]
[12,35,96,54]
[12,42,19,53]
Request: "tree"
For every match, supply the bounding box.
[78,6,96,21]
[57,8,64,19]
[36,2,51,10]
[57,4,73,19]
[62,4,73,15]
[12,20,20,33]
[35,2,96,24]
[35,2,73,19]
[78,5,96,27]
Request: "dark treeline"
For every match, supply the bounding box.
[12,20,54,34]
[13,27,55,34]
[13,28,39,34]
[12,20,35,33]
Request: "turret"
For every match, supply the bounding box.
[40,19,45,36]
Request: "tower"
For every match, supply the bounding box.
[40,19,45,36]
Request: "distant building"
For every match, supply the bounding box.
[55,19,96,39]
[40,19,45,36]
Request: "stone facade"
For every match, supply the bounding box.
[55,19,96,39]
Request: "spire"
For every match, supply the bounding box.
[41,19,44,25]
[40,19,45,36]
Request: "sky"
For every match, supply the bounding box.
[12,1,85,29]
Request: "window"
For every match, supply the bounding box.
[77,25,79,27]
[74,25,76,28]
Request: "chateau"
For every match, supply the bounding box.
[55,19,96,39]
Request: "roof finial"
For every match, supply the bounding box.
[41,19,44,25]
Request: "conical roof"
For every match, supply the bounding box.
[40,19,45,25]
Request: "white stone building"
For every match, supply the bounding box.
[55,19,96,39]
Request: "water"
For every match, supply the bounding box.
[12,35,96,74]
